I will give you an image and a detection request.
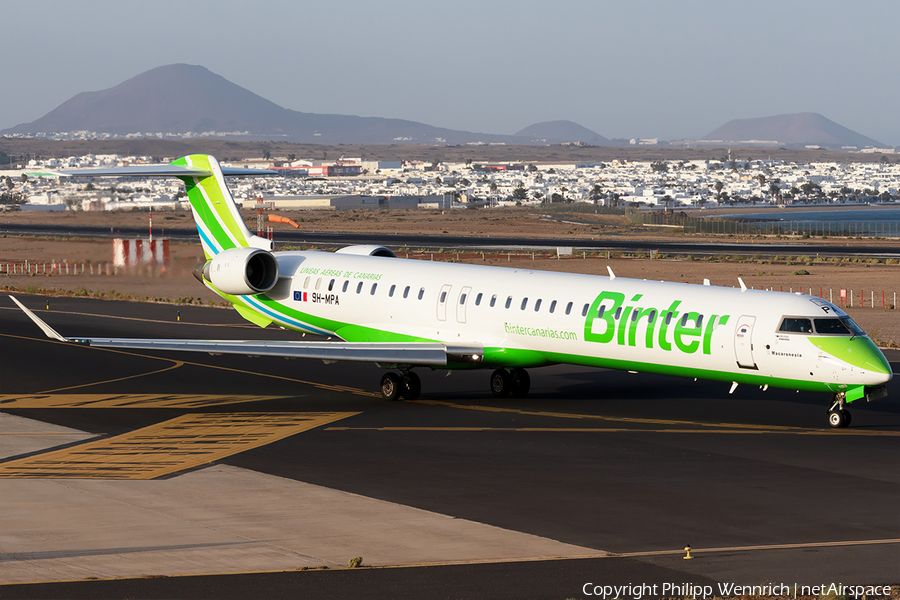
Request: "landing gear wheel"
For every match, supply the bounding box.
[510,368,531,398]
[828,409,848,428]
[490,369,512,398]
[381,372,403,401]
[401,372,421,400]
[841,409,852,427]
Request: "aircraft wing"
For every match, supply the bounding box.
[10,296,482,366]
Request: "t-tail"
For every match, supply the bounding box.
[49,154,276,259]
[169,154,274,258]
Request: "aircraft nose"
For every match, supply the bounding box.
[810,335,893,384]
[853,338,892,385]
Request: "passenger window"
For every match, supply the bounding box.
[648,309,657,323]
[475,292,483,306]
[598,305,605,318]
[681,314,688,326]
[460,293,467,304]
[566,302,573,315]
[440,291,447,303]
[520,298,528,310]
[549,300,556,313]
[418,287,425,300]
[328,279,335,292]
[696,315,703,328]
[403,285,410,299]
[315,278,322,290]
[534,299,542,312]
[631,309,639,321]
[614,307,622,319]
[581,304,588,317]
[814,318,850,335]
[389,284,396,297]
[370,283,378,295]
[779,317,812,333]
[303,276,310,289]
[357,281,363,294]
[490,294,497,307]
[665,312,673,325]
[505,296,512,309]
[342,280,349,293]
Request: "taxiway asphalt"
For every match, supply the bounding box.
[1,296,897,599]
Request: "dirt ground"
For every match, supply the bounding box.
[1,232,897,347]
[3,207,899,247]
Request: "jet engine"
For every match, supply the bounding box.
[202,247,279,295]
[335,245,397,258]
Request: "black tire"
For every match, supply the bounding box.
[401,372,421,400]
[381,372,402,401]
[490,369,511,398]
[841,409,852,427]
[510,368,531,398]
[828,409,846,428]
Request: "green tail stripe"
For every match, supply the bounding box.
[170,155,250,253]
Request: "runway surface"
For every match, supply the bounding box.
[2,222,899,257]
[1,296,897,599]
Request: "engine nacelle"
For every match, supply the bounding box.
[203,247,279,295]
[335,245,397,258]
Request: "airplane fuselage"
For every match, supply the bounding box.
[225,250,891,396]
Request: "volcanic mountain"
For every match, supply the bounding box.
[702,112,886,149]
[1,64,533,145]
[514,120,610,145]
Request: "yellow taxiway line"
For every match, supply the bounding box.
[0,411,357,480]
[326,425,900,437]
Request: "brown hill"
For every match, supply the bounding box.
[702,112,886,149]
[1,64,523,145]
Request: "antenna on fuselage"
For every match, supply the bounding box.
[607,266,616,280]
[738,277,747,292]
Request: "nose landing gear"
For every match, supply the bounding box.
[827,393,852,428]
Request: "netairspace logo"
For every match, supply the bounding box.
[581,582,893,599]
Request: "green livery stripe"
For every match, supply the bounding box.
[252,295,439,343]
[227,293,832,392]
[486,347,835,392]
[234,303,273,328]
[177,176,235,253]
[808,336,891,375]
[171,155,249,253]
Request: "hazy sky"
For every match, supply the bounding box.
[3,0,898,144]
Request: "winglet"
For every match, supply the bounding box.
[9,296,67,342]
[607,266,616,280]
[738,277,747,292]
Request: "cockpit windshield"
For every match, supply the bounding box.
[839,316,865,336]
[778,317,813,334]
[813,318,850,334]
[778,316,866,336]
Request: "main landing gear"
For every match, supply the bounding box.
[380,370,421,401]
[827,393,852,428]
[490,368,530,398]
[379,368,532,401]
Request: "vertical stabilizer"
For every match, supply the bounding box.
[170,154,273,258]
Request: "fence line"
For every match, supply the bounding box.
[3,257,895,309]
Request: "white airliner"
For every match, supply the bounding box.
[11,155,892,428]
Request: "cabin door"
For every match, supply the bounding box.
[456,286,472,324]
[437,284,452,321]
[734,315,758,370]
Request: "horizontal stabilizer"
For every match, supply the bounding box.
[50,165,276,178]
